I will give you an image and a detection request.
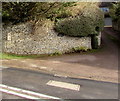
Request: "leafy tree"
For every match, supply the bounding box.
[2,2,75,24]
[109,2,120,31]
[110,2,120,21]
[2,2,36,23]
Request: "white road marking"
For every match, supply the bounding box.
[0,84,61,100]
[0,88,40,99]
[0,66,9,70]
[47,80,80,91]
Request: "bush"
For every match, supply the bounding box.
[2,2,75,24]
[55,4,104,37]
[109,2,120,31]
[109,2,120,22]
[2,2,36,24]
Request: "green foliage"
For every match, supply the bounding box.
[2,2,36,24]
[109,2,120,32]
[109,2,120,21]
[50,51,62,56]
[55,5,104,37]
[0,53,48,59]
[72,46,88,52]
[2,2,75,24]
[31,2,75,21]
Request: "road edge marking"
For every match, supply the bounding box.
[0,84,61,100]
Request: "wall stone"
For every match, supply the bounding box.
[2,22,97,55]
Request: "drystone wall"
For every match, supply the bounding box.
[2,22,100,55]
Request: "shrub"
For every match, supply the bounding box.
[109,2,120,31]
[2,2,36,24]
[55,4,104,37]
[109,2,120,22]
[2,2,75,24]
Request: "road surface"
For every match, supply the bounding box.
[1,67,118,100]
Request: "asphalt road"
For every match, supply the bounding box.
[1,67,118,100]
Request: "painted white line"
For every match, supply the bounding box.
[47,80,80,91]
[0,84,61,100]
[0,84,7,88]
[0,88,40,99]
[0,66,9,70]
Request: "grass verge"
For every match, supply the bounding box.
[0,53,49,59]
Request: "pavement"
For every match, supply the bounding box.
[1,27,119,83]
[1,67,118,99]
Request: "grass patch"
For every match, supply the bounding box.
[72,46,88,53]
[0,47,103,59]
[49,51,62,56]
[86,48,103,53]
[0,53,49,59]
[65,46,103,55]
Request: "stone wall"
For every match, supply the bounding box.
[2,22,95,55]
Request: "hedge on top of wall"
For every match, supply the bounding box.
[54,4,104,37]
